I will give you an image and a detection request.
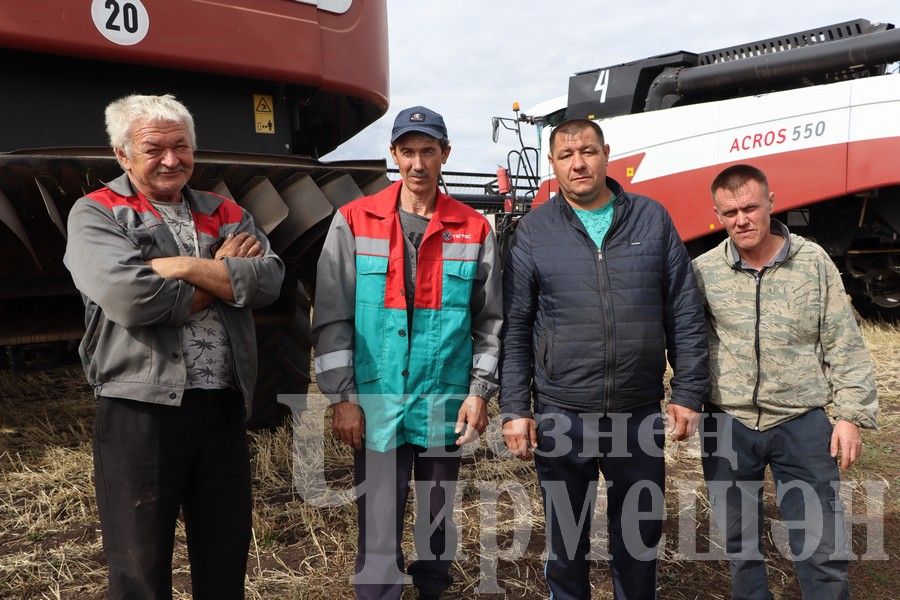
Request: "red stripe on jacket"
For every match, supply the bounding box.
[192,193,244,238]
[86,187,155,215]
[86,186,244,238]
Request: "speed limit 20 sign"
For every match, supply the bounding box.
[91,0,149,46]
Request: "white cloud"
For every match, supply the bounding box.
[324,1,900,174]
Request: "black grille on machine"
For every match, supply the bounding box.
[698,19,892,65]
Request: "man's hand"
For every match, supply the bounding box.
[190,288,216,314]
[331,401,365,451]
[666,403,700,441]
[455,395,488,445]
[502,417,538,460]
[831,420,862,470]
[147,257,214,313]
[215,232,263,260]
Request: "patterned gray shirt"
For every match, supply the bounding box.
[151,199,234,390]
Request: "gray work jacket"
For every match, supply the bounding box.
[64,173,284,417]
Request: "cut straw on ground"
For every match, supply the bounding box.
[1,321,897,598]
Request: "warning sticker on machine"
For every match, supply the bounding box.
[253,94,275,135]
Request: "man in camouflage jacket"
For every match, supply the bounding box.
[692,164,876,600]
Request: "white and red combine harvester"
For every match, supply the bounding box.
[498,18,900,314]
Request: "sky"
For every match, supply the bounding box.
[322,0,900,174]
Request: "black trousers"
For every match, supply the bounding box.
[534,402,665,600]
[93,389,252,600]
[353,444,461,600]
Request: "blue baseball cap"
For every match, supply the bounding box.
[390,106,448,144]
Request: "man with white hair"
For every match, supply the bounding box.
[64,94,284,598]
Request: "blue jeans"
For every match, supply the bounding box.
[534,402,665,600]
[701,407,850,600]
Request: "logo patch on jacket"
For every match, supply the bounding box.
[442,230,452,241]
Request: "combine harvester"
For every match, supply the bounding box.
[0,0,394,424]
[495,18,900,315]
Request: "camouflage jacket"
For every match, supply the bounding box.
[692,224,877,431]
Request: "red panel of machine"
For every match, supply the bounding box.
[0,0,388,111]
[607,143,850,242]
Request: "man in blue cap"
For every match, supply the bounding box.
[312,106,503,599]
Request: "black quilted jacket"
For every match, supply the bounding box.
[499,178,709,418]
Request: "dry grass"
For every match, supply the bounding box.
[1,322,897,599]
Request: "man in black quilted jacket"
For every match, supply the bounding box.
[500,119,709,600]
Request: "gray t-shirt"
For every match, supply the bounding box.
[151,199,234,390]
[398,207,430,326]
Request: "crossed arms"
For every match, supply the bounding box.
[64,198,284,329]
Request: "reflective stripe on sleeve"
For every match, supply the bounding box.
[314,349,354,374]
[472,353,499,376]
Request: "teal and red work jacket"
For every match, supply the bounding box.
[312,181,502,452]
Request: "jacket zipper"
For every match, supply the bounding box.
[750,269,764,430]
[597,206,619,418]
[597,247,616,417]
[565,196,619,417]
[737,231,790,431]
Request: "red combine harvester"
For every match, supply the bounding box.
[0,0,393,424]
[494,19,900,315]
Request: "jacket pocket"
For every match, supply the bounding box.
[354,306,391,384]
[536,329,554,379]
[91,322,154,385]
[355,361,380,385]
[355,255,389,306]
[438,362,471,390]
[442,260,477,309]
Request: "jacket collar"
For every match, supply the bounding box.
[105,172,222,215]
[724,219,796,269]
[362,179,465,225]
[552,176,626,219]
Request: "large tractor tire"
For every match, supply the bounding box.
[249,274,312,429]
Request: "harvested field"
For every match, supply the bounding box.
[1,321,897,599]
